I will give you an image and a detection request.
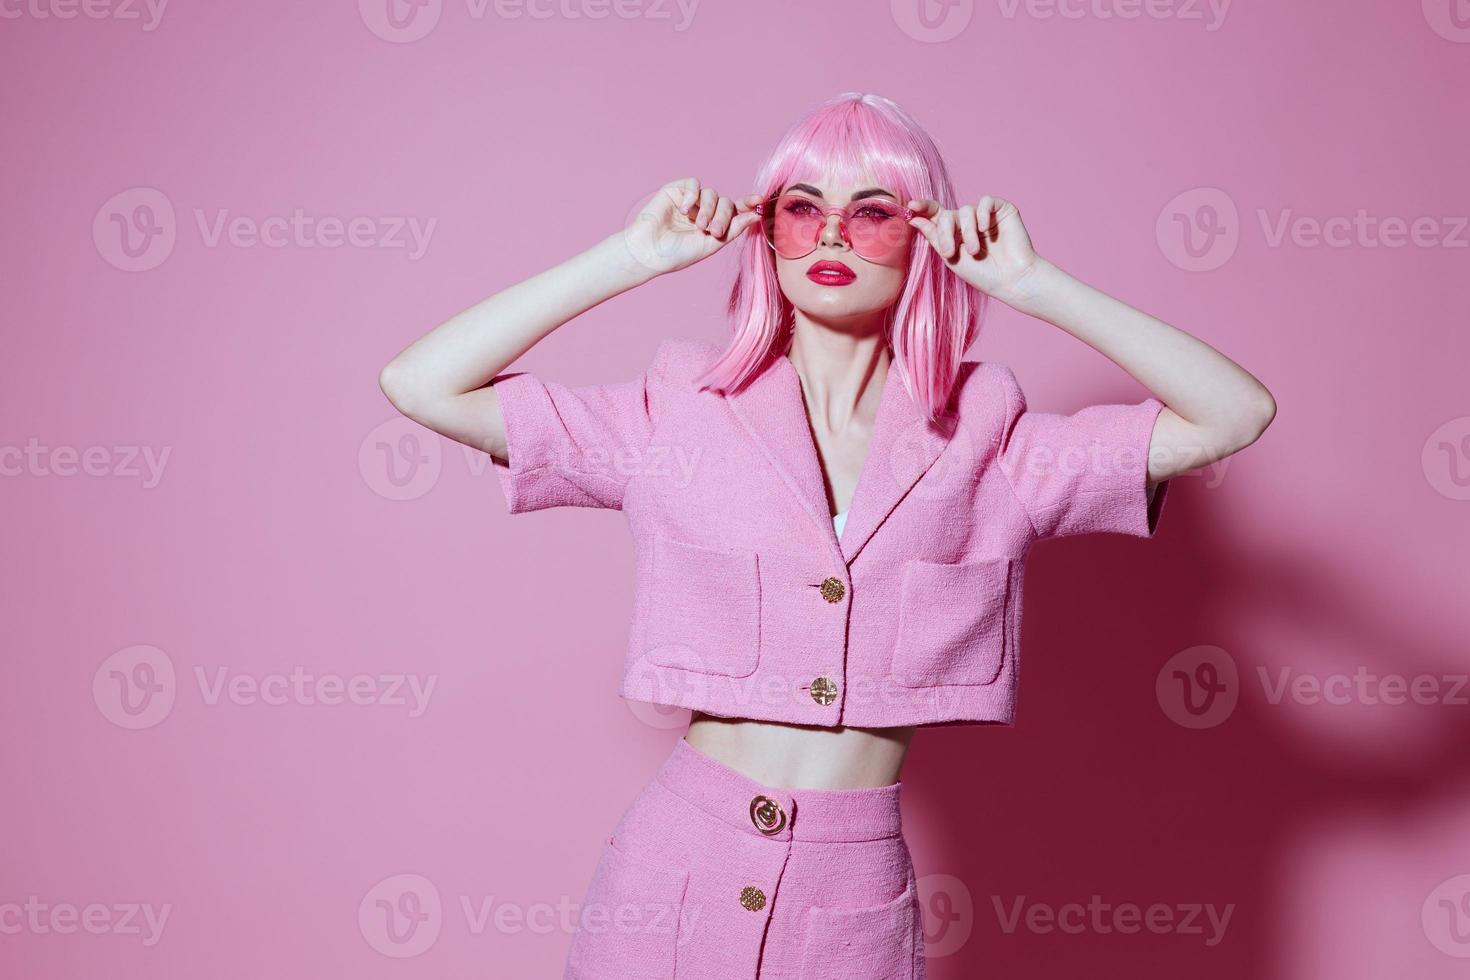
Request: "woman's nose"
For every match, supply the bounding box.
[819,213,847,248]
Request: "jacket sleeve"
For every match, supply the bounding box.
[488,340,673,513]
[995,364,1169,539]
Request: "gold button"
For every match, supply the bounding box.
[749,794,787,835]
[819,576,845,603]
[740,886,767,912]
[810,676,838,706]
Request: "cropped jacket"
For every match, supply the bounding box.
[489,338,1168,728]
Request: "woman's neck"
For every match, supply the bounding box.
[785,316,890,433]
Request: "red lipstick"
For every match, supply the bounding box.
[806,260,856,286]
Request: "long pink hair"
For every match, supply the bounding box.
[694,92,985,421]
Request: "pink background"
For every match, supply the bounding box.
[3,1,1467,977]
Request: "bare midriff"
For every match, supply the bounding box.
[685,712,915,789]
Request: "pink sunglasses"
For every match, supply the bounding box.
[752,193,917,261]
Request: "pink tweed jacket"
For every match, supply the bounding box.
[490,338,1168,727]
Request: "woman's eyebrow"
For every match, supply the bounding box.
[784,183,897,201]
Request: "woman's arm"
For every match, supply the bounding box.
[909,195,1276,485]
[379,178,760,459]
[378,232,657,459]
[1000,257,1276,485]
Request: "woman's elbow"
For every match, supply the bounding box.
[378,358,423,416]
[1224,386,1277,454]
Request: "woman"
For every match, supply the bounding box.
[379,93,1274,979]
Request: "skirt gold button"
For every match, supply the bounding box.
[749,794,787,835]
[740,886,767,912]
[810,676,838,706]
[819,576,845,603]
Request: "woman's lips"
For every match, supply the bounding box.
[806,260,856,286]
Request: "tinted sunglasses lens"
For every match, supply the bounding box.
[766,195,823,258]
[847,201,911,259]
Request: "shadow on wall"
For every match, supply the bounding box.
[905,475,1470,980]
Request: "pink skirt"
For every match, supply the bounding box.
[563,736,925,980]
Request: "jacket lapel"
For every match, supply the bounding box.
[723,351,952,566]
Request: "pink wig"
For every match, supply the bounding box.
[694,92,985,421]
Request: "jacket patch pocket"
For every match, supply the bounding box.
[643,533,761,678]
[566,835,690,979]
[798,875,918,980]
[891,557,1011,688]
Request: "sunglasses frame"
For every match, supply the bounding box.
[752,192,917,261]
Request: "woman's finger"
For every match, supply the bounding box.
[709,196,736,238]
[978,195,998,241]
[729,210,762,236]
[694,187,718,229]
[957,205,980,257]
[908,215,939,249]
[936,208,958,261]
[907,198,942,218]
[989,196,1014,240]
[670,177,699,215]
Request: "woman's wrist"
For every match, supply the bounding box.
[993,254,1063,316]
[593,229,665,292]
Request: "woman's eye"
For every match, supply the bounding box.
[784,200,821,216]
[854,205,895,220]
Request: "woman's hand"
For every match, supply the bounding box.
[907,195,1045,306]
[622,177,763,277]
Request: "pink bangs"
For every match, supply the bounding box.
[693,92,986,421]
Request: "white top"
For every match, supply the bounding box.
[833,509,848,538]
